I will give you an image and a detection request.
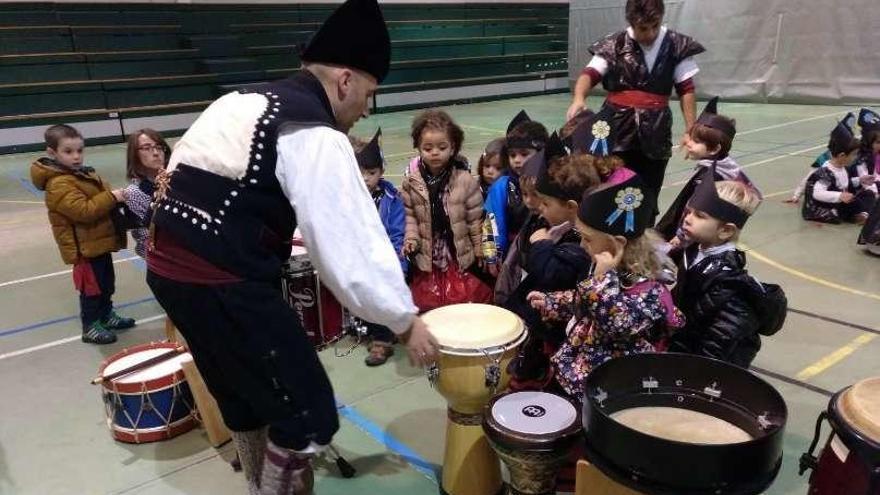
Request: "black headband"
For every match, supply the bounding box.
[687,164,750,228]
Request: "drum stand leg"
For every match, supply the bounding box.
[575,460,642,495]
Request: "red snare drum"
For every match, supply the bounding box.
[282,243,344,348]
[801,377,880,495]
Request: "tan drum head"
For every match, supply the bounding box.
[839,377,880,443]
[422,304,524,354]
[610,407,753,445]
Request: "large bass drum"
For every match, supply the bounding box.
[582,353,787,494]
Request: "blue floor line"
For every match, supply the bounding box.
[8,171,43,198]
[0,296,156,338]
[337,402,440,482]
[120,249,147,272]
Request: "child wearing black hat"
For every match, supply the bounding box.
[351,129,407,366]
[851,108,880,200]
[528,175,684,403]
[668,176,787,367]
[856,109,880,253]
[483,110,549,273]
[802,116,876,224]
[505,133,596,391]
[656,97,759,247]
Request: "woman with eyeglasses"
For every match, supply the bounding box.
[121,129,170,257]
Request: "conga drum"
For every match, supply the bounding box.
[801,377,880,494]
[483,391,581,495]
[582,353,787,494]
[422,304,527,495]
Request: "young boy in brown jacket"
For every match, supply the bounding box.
[30,124,135,344]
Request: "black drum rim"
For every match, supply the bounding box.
[583,353,788,494]
[827,387,880,465]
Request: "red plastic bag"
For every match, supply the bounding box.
[411,261,493,312]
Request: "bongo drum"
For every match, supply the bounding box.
[281,242,344,348]
[483,391,581,495]
[582,353,787,495]
[801,377,880,495]
[97,342,198,443]
[422,304,527,495]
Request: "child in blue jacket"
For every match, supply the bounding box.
[352,130,407,366]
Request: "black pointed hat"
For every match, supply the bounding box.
[533,132,581,200]
[572,106,616,156]
[695,96,736,139]
[561,108,595,150]
[355,128,383,169]
[687,162,751,228]
[521,132,567,178]
[829,113,856,152]
[506,110,531,135]
[858,108,880,132]
[578,174,653,238]
[300,0,391,83]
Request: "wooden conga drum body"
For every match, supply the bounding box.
[801,377,880,495]
[423,304,526,495]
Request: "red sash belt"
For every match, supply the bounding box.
[606,90,669,110]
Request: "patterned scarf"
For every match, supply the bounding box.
[419,160,453,237]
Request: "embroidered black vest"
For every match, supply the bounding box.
[152,71,338,280]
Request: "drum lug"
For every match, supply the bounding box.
[756,412,774,430]
[593,387,608,407]
[485,363,501,390]
[798,452,818,475]
[426,364,439,388]
[703,382,722,399]
[799,411,827,476]
[641,376,659,392]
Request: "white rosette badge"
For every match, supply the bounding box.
[605,187,644,232]
[589,120,611,156]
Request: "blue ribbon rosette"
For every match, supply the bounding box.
[605,187,644,232]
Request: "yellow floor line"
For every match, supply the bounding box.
[0,200,43,205]
[762,189,793,199]
[742,243,880,302]
[795,334,877,381]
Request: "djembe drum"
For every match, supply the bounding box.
[483,391,581,495]
[422,304,526,495]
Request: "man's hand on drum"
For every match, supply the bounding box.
[527,291,547,312]
[401,316,439,367]
[402,238,419,256]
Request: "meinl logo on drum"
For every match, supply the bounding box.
[522,405,546,418]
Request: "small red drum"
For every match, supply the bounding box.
[801,377,880,495]
[281,242,344,348]
[97,342,198,443]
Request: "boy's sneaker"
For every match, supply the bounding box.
[82,321,117,345]
[103,310,136,330]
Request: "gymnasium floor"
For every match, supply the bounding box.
[0,93,878,495]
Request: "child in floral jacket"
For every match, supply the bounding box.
[529,174,684,402]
